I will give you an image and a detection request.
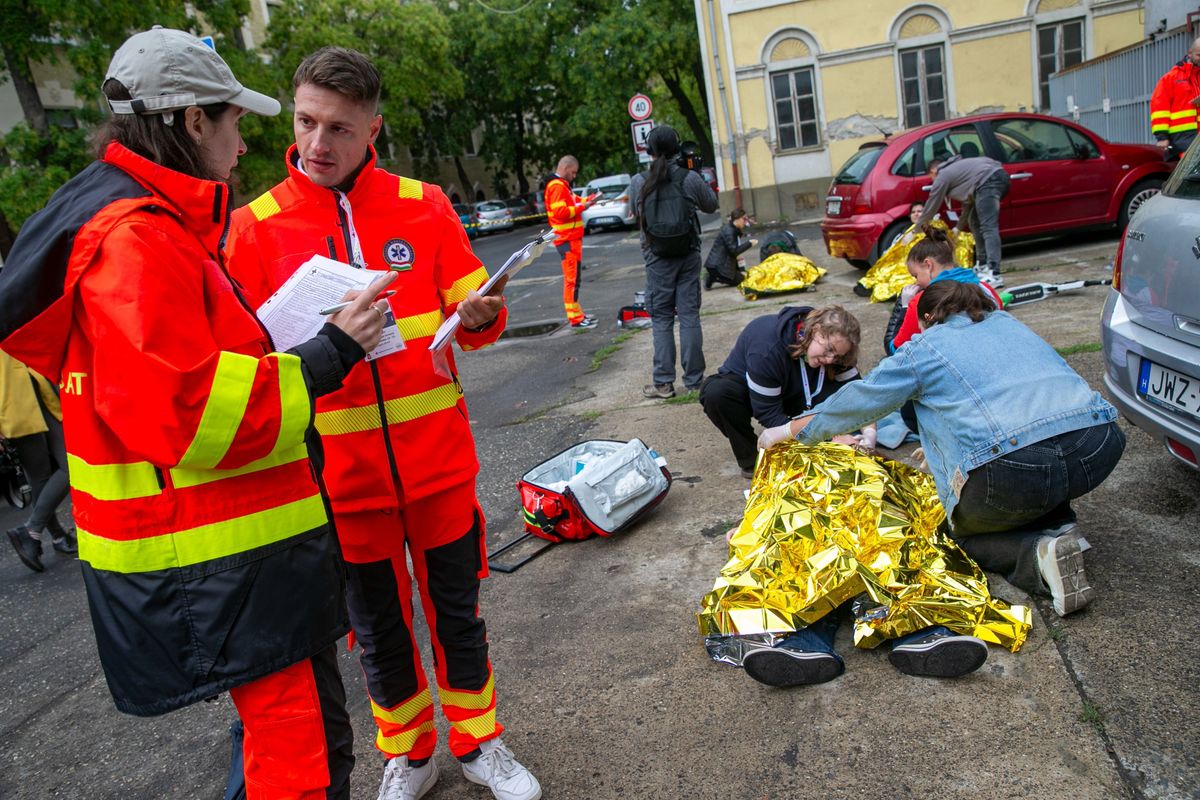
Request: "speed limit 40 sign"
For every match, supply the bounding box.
[628,94,653,121]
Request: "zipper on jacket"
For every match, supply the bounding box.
[369,361,405,503]
[333,190,365,267]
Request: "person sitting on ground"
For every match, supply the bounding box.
[761,280,1125,618]
[699,305,875,478]
[704,208,757,289]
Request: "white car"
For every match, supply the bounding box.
[473,200,514,234]
[581,173,636,233]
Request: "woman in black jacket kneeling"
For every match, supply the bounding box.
[704,208,757,289]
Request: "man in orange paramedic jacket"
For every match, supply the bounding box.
[226,48,541,800]
[1150,37,1200,158]
[544,155,598,328]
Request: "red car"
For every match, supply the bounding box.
[821,112,1173,266]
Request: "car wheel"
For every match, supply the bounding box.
[3,477,31,509]
[870,219,910,266]
[1117,178,1163,229]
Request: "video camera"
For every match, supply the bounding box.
[677,140,703,172]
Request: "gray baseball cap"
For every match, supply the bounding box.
[106,26,280,118]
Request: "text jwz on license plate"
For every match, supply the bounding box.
[1139,359,1200,419]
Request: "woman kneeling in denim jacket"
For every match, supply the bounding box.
[765,280,1125,618]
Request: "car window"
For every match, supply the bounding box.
[891,144,917,177]
[477,201,505,212]
[832,145,884,185]
[990,118,1077,162]
[916,125,984,171]
[1162,141,1200,198]
[1065,127,1100,159]
[453,203,470,216]
[589,183,629,200]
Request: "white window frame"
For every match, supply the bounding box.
[889,5,956,127]
[1026,0,1093,111]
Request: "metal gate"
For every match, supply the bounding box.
[1049,28,1190,143]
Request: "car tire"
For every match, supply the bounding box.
[1117,178,1163,229]
[870,219,910,266]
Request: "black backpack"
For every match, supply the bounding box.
[759,230,801,260]
[641,167,696,258]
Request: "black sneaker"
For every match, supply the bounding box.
[642,383,675,399]
[742,645,844,687]
[52,530,78,556]
[888,627,988,678]
[7,526,44,573]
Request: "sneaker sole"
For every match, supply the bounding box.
[1042,535,1095,616]
[889,636,988,678]
[463,766,541,800]
[742,648,843,687]
[7,529,44,573]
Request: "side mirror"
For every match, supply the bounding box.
[1074,143,1092,159]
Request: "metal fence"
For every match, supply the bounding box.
[1049,28,1190,144]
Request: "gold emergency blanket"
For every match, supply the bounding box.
[697,442,1030,654]
[857,222,976,303]
[739,253,826,300]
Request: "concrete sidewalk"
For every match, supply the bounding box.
[446,229,1196,800]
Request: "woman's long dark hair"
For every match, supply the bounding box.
[916,280,994,326]
[906,223,955,267]
[93,78,231,180]
[639,125,682,206]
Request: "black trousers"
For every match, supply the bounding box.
[699,373,759,471]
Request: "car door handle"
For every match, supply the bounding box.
[921,184,932,192]
[1010,172,1033,180]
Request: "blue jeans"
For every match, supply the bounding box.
[777,603,946,657]
[950,422,1125,594]
[644,250,704,388]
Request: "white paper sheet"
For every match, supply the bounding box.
[429,230,556,352]
[256,255,405,362]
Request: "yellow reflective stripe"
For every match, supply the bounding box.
[275,354,310,451]
[377,721,435,754]
[548,201,568,210]
[451,710,497,739]
[395,309,443,341]
[438,673,494,710]
[1168,122,1198,132]
[248,191,281,221]
[170,444,308,489]
[397,177,423,200]
[1169,110,1195,119]
[67,454,160,501]
[180,352,257,469]
[77,493,327,573]
[551,220,583,231]
[371,688,433,725]
[444,266,489,304]
[315,382,461,436]
[1152,123,1169,132]
[1151,110,1171,120]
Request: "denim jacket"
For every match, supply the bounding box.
[796,311,1117,518]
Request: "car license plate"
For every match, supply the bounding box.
[597,216,620,226]
[826,196,842,216]
[1138,359,1200,419]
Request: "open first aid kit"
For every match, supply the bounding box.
[518,439,672,543]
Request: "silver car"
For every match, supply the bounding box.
[473,200,515,234]
[581,173,636,233]
[1101,151,1200,469]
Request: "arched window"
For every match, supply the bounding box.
[1030,0,1087,110]
[763,29,822,151]
[891,6,953,128]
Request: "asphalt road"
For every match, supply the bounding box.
[2,219,1196,798]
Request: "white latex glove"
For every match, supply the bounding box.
[899,282,920,307]
[855,429,877,453]
[757,422,794,450]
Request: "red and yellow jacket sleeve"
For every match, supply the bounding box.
[78,220,312,471]
[545,179,580,225]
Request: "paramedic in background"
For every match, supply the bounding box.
[1150,37,1200,159]
[225,46,540,800]
[544,155,599,328]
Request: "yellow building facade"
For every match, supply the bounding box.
[695,0,1146,220]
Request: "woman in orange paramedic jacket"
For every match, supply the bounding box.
[0,28,392,799]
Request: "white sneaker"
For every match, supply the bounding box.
[1036,534,1095,616]
[977,267,1005,289]
[462,737,541,800]
[377,756,438,800]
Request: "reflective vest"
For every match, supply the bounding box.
[544,175,585,244]
[1150,60,1200,144]
[0,142,347,716]
[227,146,505,516]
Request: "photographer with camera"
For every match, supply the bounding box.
[629,126,718,399]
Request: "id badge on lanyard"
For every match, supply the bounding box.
[801,363,824,410]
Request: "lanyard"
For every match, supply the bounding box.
[800,362,824,410]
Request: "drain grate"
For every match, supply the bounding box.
[499,321,565,339]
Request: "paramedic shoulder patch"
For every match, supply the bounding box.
[383,238,415,271]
